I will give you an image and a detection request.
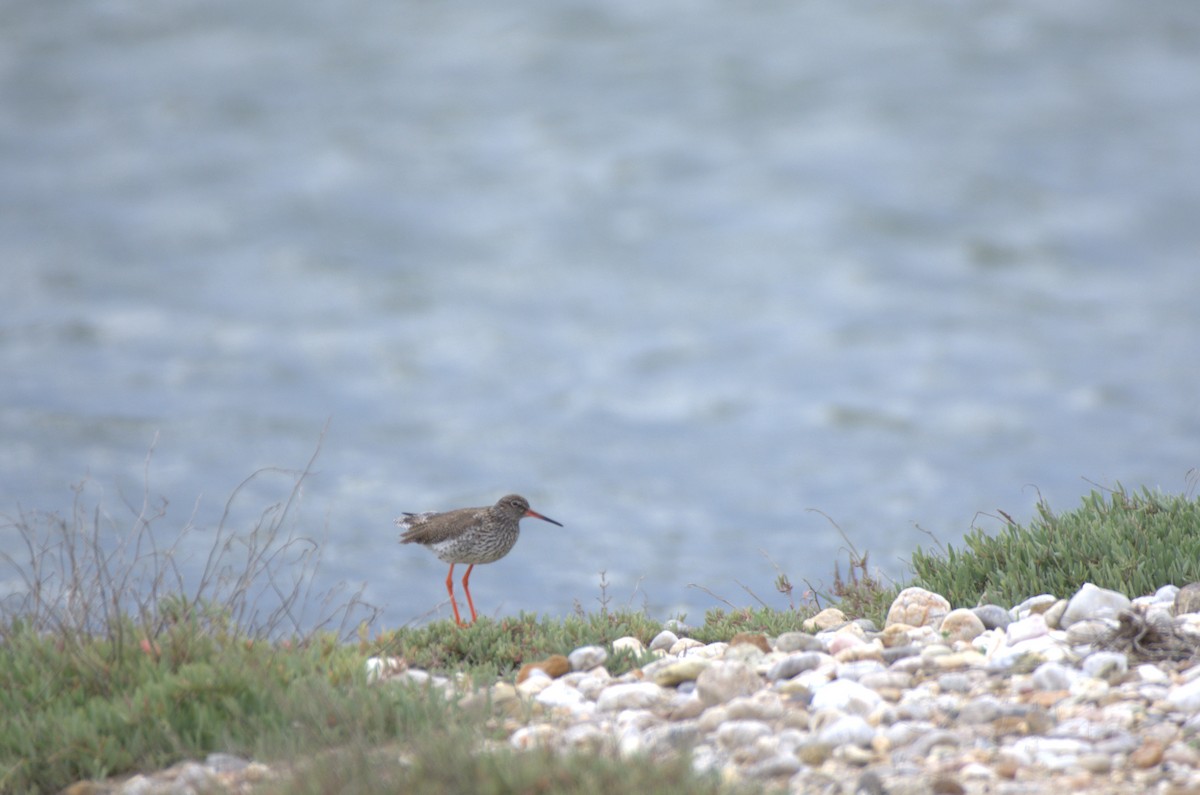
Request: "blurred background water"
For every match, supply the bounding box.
[3,0,1199,628]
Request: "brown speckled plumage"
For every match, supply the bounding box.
[396,494,562,626]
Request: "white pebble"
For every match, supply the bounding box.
[810,678,883,716]
[1168,677,1200,712]
[1031,661,1076,691]
[817,714,875,746]
[612,636,646,655]
[1006,614,1049,645]
[568,645,608,671]
[715,719,773,749]
[1081,651,1128,682]
[1061,582,1131,628]
[596,682,667,712]
[649,630,679,651]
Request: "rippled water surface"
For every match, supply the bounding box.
[3,1,1199,627]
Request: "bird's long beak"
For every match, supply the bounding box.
[526,509,563,527]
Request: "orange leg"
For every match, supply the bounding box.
[461,564,478,624]
[445,564,465,627]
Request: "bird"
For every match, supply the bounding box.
[395,494,563,627]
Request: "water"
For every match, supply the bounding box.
[3,1,1199,629]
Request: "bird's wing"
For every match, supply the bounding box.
[396,506,485,544]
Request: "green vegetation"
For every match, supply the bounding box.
[6,444,1194,794]
[0,451,792,794]
[910,485,1200,608]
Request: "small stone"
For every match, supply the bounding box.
[746,753,802,779]
[510,724,558,750]
[612,636,645,655]
[638,722,699,757]
[1042,598,1069,628]
[930,775,966,795]
[879,624,914,647]
[596,682,667,712]
[1065,618,1113,646]
[860,671,913,693]
[936,671,973,692]
[835,643,884,665]
[561,723,609,752]
[828,632,866,656]
[1006,613,1049,645]
[59,786,104,795]
[649,630,678,651]
[669,637,705,655]
[575,672,610,701]
[837,660,886,682]
[724,641,766,664]
[958,696,1002,724]
[810,679,883,716]
[776,631,823,652]
[518,654,570,682]
[929,650,986,669]
[856,771,887,795]
[972,604,1012,630]
[725,690,785,721]
[729,632,771,653]
[838,744,874,765]
[852,618,879,633]
[1176,583,1200,616]
[885,587,951,629]
[516,671,553,697]
[692,642,730,660]
[1081,651,1128,682]
[715,719,773,749]
[1012,594,1059,617]
[1032,661,1075,691]
[696,661,763,706]
[650,658,711,687]
[568,646,608,671]
[767,651,826,682]
[881,645,922,664]
[669,693,706,720]
[663,618,692,634]
[939,608,985,643]
[1130,738,1166,768]
[796,741,834,765]
[365,656,407,683]
[1076,753,1114,773]
[993,756,1020,779]
[173,762,217,790]
[205,753,251,773]
[118,775,153,795]
[1060,582,1131,628]
[1168,677,1200,712]
[803,607,847,632]
[535,680,589,711]
[903,729,964,759]
[817,714,875,747]
[1137,663,1170,684]
[696,704,730,733]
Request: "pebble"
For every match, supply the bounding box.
[649,630,678,651]
[695,660,762,705]
[568,645,608,671]
[1061,583,1132,627]
[939,608,985,643]
[885,587,950,628]
[810,678,883,716]
[67,580,1200,795]
[972,604,1012,630]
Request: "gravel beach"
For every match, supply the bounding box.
[67,582,1200,794]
